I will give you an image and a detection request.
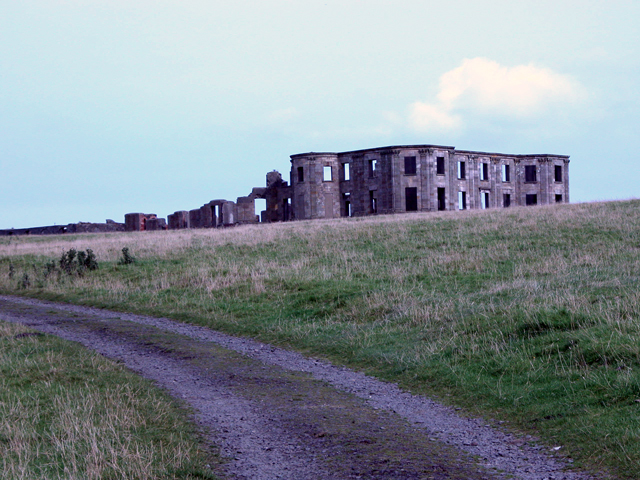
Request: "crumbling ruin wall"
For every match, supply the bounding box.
[124,213,161,232]
[168,211,189,230]
[124,170,293,232]
[0,221,125,236]
[222,202,236,225]
[188,209,202,228]
[263,171,292,223]
[236,195,259,224]
[145,217,167,231]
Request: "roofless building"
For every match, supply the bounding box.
[135,143,570,231]
[289,144,569,220]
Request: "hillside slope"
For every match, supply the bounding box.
[1,200,639,478]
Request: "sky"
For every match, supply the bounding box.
[1,0,639,229]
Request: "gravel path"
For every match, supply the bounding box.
[0,295,597,480]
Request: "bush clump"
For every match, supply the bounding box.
[59,248,99,276]
[119,247,136,265]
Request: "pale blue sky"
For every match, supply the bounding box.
[1,0,639,229]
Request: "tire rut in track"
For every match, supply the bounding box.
[0,296,597,480]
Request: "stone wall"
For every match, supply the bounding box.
[0,221,125,236]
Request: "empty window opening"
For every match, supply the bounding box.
[555,165,563,182]
[458,161,466,179]
[503,193,511,208]
[436,157,445,175]
[297,166,304,182]
[323,165,332,182]
[458,191,467,210]
[369,190,377,213]
[368,159,377,177]
[526,194,538,206]
[525,166,537,182]
[437,188,446,211]
[254,198,266,220]
[343,163,351,181]
[480,163,489,181]
[502,164,510,182]
[404,156,417,175]
[405,187,418,211]
[343,193,351,217]
[555,194,563,203]
[481,191,490,209]
[214,204,223,226]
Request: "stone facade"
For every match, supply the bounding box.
[290,144,570,220]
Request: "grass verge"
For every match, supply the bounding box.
[2,199,640,478]
[0,320,219,480]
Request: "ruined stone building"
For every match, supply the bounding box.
[1,143,569,236]
[290,144,569,219]
[125,144,570,231]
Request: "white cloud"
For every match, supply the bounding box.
[408,102,461,132]
[409,57,585,132]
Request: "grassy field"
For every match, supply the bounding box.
[1,200,640,478]
[0,320,219,479]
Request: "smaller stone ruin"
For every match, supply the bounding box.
[124,213,167,232]
[125,170,293,232]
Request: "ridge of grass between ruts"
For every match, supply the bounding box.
[2,199,640,479]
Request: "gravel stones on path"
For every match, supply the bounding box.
[0,295,596,480]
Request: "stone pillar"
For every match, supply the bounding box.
[564,158,570,203]
[419,149,430,211]
[468,156,477,210]
[491,157,500,208]
[540,157,550,205]
[514,159,522,206]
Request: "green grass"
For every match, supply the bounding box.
[0,321,219,480]
[2,199,640,478]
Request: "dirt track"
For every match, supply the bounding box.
[0,295,595,480]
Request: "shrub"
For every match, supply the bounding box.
[59,248,77,274]
[58,248,100,276]
[119,247,136,265]
[84,249,98,271]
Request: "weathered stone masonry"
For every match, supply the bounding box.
[1,143,568,236]
[125,143,569,231]
[290,144,569,220]
[148,170,292,232]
